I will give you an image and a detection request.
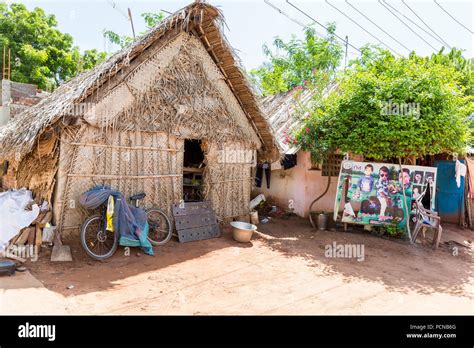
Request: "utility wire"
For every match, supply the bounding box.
[264,1,327,38]
[434,0,474,34]
[382,0,443,48]
[401,0,451,48]
[325,0,402,55]
[379,0,438,50]
[264,0,313,30]
[265,0,355,69]
[286,0,362,53]
[345,0,411,53]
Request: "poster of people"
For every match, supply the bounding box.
[333,160,437,230]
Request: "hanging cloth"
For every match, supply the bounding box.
[455,160,467,188]
[106,195,114,232]
[281,154,297,170]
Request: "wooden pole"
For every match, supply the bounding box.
[344,36,349,70]
[67,173,182,179]
[128,8,136,38]
[69,142,183,152]
[8,48,11,80]
[2,46,5,80]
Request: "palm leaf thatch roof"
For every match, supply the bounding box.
[0,1,277,161]
[259,82,338,155]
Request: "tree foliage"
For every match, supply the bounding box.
[249,24,343,96]
[0,3,107,90]
[103,12,166,49]
[295,47,473,161]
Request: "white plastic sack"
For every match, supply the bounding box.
[250,194,266,210]
[0,188,40,250]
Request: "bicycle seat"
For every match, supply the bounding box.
[130,192,146,201]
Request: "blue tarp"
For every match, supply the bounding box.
[79,186,154,255]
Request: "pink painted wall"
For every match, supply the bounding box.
[254,151,339,217]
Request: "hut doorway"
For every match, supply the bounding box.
[183,139,205,202]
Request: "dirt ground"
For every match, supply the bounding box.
[1,216,473,315]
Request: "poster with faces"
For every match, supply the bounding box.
[333,160,437,229]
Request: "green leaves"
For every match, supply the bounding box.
[141,12,165,29]
[0,3,107,90]
[103,11,166,50]
[249,24,343,96]
[296,47,473,160]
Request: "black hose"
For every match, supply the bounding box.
[309,174,332,228]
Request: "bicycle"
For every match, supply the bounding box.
[80,192,172,261]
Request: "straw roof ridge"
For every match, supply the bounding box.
[0,1,277,161]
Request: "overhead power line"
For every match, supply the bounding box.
[401,0,451,48]
[378,0,438,50]
[325,0,402,55]
[381,0,447,49]
[264,0,319,33]
[434,0,474,35]
[286,0,362,53]
[265,0,355,67]
[345,0,411,53]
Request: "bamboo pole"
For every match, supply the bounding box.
[70,142,182,152]
[67,174,181,179]
[2,46,5,80]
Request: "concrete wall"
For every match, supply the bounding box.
[0,79,11,126]
[1,80,43,124]
[254,151,339,217]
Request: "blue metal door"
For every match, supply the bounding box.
[435,160,465,225]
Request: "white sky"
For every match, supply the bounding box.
[13,0,474,70]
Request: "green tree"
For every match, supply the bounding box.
[103,12,166,49]
[428,47,473,96]
[249,24,343,96]
[0,3,106,90]
[295,47,473,161]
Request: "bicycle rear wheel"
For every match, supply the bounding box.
[146,208,172,245]
[80,214,118,261]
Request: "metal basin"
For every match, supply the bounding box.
[230,221,257,243]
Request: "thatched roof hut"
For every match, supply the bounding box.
[0,1,278,237]
[0,2,276,160]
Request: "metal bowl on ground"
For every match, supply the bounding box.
[230,221,257,243]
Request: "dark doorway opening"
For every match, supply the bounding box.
[183,139,205,202]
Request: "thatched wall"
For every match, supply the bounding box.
[203,141,254,220]
[55,126,184,235]
[55,126,254,234]
[3,129,59,203]
[84,33,260,146]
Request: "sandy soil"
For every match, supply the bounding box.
[1,216,473,314]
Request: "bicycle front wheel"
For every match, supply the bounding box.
[146,208,172,245]
[80,214,118,261]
